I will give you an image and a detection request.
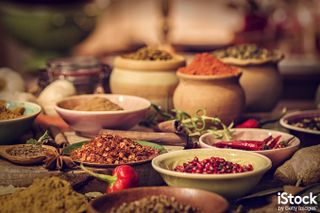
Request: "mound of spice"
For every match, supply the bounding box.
[174,156,253,174]
[110,195,201,213]
[212,44,277,60]
[71,97,123,111]
[0,176,87,213]
[122,47,173,61]
[7,144,46,158]
[0,100,25,120]
[178,53,239,76]
[71,134,159,164]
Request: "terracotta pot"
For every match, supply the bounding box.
[110,55,186,110]
[173,71,245,124]
[219,56,283,112]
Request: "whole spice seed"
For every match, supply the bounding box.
[212,44,277,60]
[7,144,46,158]
[71,134,159,164]
[0,176,87,213]
[122,47,173,61]
[178,53,239,76]
[289,116,320,131]
[174,156,253,174]
[110,195,201,213]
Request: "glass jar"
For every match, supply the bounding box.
[46,57,110,94]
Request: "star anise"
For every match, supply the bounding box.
[44,148,76,171]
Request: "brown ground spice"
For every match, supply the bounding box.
[178,53,239,76]
[0,101,25,120]
[0,176,87,213]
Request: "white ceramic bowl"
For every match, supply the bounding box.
[152,148,271,199]
[199,128,300,167]
[55,94,150,135]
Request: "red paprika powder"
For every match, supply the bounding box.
[178,53,239,76]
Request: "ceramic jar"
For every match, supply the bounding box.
[218,57,283,112]
[173,71,245,125]
[238,63,282,112]
[110,55,186,110]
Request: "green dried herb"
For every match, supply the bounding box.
[122,47,173,61]
[27,131,50,145]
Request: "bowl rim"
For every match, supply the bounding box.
[55,94,151,115]
[279,110,320,135]
[199,128,301,153]
[88,186,229,213]
[0,100,41,124]
[151,148,272,179]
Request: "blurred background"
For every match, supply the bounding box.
[0,0,319,102]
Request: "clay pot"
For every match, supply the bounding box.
[110,55,186,110]
[173,71,245,124]
[219,56,283,112]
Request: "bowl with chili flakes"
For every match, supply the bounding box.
[63,134,166,167]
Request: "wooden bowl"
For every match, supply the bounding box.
[87,186,228,213]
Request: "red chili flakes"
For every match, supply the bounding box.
[71,134,159,164]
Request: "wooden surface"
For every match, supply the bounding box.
[0,99,316,190]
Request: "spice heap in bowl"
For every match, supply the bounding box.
[173,53,245,124]
[70,134,160,166]
[0,100,25,120]
[111,47,186,110]
[152,148,271,199]
[88,186,228,213]
[0,100,41,144]
[213,44,283,112]
[55,94,150,135]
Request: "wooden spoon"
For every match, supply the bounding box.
[0,144,56,165]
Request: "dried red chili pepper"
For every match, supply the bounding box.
[213,140,265,151]
[80,164,139,193]
[266,135,282,149]
[236,119,260,128]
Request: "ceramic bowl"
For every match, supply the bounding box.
[55,94,150,135]
[199,128,300,167]
[87,186,228,213]
[280,110,320,147]
[0,100,41,144]
[152,149,271,199]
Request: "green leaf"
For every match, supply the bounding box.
[26,138,38,144]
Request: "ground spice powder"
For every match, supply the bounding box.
[0,176,87,213]
[178,53,239,76]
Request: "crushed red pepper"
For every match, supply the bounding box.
[178,53,239,76]
[71,134,159,164]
